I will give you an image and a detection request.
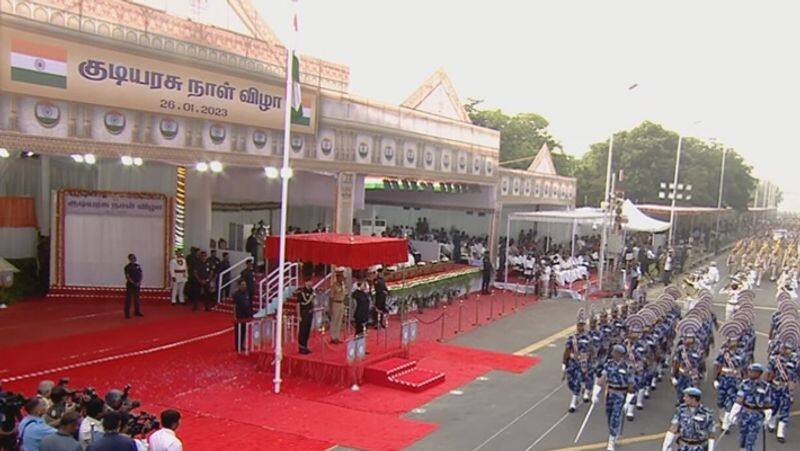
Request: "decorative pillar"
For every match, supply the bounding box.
[184,170,212,251]
[334,172,356,234]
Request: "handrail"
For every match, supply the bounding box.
[258,262,299,313]
[217,256,254,306]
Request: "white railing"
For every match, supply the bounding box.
[258,262,299,313]
[216,256,254,306]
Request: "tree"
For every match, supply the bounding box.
[575,121,756,210]
[465,99,569,174]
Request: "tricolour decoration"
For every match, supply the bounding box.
[472,155,482,175]
[457,151,468,174]
[317,128,336,161]
[423,145,436,170]
[381,137,396,165]
[440,148,452,172]
[356,133,372,164]
[404,142,418,168]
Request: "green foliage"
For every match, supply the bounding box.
[465,99,562,172]
[575,121,756,210]
[0,258,40,305]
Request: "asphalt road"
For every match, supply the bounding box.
[407,257,793,451]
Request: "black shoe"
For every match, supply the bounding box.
[568,406,576,413]
[299,348,311,355]
[125,315,131,319]
[778,436,785,443]
[135,313,144,317]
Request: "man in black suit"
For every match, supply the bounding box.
[481,251,493,294]
[372,268,389,329]
[123,254,143,319]
[233,280,253,352]
[353,281,371,336]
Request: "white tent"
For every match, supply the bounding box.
[621,200,671,233]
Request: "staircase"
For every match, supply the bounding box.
[364,357,446,392]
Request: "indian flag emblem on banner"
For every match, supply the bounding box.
[290,52,311,126]
[10,39,67,89]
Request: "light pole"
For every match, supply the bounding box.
[714,146,727,251]
[600,82,638,290]
[666,120,702,248]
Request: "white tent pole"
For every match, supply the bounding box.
[571,219,576,258]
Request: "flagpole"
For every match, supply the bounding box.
[274,1,298,395]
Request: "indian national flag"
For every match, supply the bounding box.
[10,39,67,89]
[290,52,311,126]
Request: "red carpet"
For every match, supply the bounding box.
[1,291,541,450]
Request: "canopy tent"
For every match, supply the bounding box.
[505,208,611,286]
[264,233,408,269]
[622,200,670,233]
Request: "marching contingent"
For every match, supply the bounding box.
[562,225,800,451]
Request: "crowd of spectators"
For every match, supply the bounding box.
[0,379,182,451]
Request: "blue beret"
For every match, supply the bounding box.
[749,363,765,372]
[683,387,702,397]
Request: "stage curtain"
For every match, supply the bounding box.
[64,214,165,288]
[0,197,37,228]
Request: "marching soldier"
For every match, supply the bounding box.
[623,314,649,420]
[671,318,706,406]
[726,363,773,451]
[661,387,716,451]
[564,308,595,412]
[765,326,800,442]
[714,321,746,431]
[591,344,634,451]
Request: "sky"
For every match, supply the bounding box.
[255,0,800,211]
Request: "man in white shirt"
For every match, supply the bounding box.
[148,410,182,451]
[705,261,720,289]
[78,398,104,449]
[168,250,188,305]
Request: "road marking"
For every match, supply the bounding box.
[550,409,800,451]
[525,412,570,450]
[450,390,464,396]
[549,432,665,451]
[712,302,776,311]
[470,381,566,451]
[514,326,573,356]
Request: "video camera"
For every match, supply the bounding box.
[125,411,160,438]
[0,390,27,450]
[120,384,141,410]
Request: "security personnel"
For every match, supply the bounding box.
[297,280,315,355]
[662,387,716,451]
[481,250,493,294]
[372,268,390,329]
[672,320,705,406]
[168,250,188,305]
[564,308,594,412]
[623,314,649,420]
[714,321,746,431]
[765,330,800,442]
[727,363,773,451]
[592,344,634,451]
[123,253,143,318]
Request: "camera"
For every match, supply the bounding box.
[0,391,27,449]
[125,411,160,438]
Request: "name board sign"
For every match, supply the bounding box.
[0,26,317,133]
[64,193,165,217]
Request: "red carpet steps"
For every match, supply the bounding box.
[365,357,446,392]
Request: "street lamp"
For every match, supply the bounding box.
[667,120,702,248]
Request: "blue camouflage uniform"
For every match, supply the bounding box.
[715,348,744,410]
[736,378,773,451]
[768,352,799,425]
[674,341,705,403]
[671,403,716,451]
[565,332,594,396]
[601,358,634,437]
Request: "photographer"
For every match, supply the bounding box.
[86,412,135,451]
[18,397,56,451]
[44,386,76,427]
[1,385,25,451]
[40,411,80,451]
[78,398,104,449]
[148,410,181,451]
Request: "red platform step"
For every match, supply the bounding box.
[364,357,445,392]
